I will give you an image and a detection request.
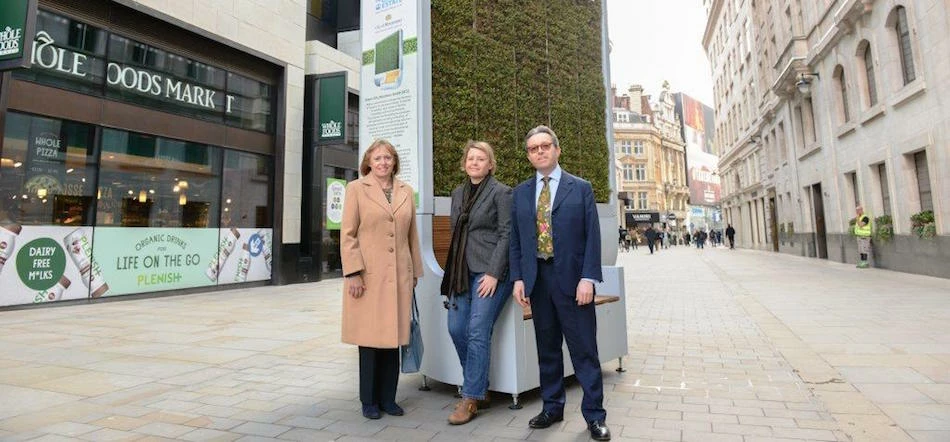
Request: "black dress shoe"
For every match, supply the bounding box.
[380,402,404,416]
[588,420,611,441]
[528,410,563,429]
[362,404,381,419]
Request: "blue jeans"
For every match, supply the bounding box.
[447,272,511,400]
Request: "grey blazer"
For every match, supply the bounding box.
[449,175,513,279]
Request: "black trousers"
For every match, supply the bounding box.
[358,346,399,406]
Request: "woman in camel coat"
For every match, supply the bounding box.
[340,139,423,419]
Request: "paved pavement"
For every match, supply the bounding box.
[0,245,948,441]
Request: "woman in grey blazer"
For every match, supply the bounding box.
[441,140,513,425]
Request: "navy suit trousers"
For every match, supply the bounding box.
[532,259,606,423]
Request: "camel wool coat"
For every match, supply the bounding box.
[340,176,424,348]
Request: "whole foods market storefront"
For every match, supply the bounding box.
[0,3,280,307]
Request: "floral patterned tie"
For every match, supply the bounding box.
[537,177,553,257]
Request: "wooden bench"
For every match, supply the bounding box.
[522,295,621,320]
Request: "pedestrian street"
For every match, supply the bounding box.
[0,246,948,441]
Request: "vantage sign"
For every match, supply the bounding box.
[0,0,37,71]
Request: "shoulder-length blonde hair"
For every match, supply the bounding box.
[458,140,497,175]
[360,139,400,176]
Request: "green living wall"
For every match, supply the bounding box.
[431,0,610,201]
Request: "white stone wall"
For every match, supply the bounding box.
[115,0,308,244]
[305,40,361,91]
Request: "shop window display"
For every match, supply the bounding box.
[1,112,99,227]
[96,129,221,228]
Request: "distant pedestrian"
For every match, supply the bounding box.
[684,230,691,245]
[725,224,736,249]
[645,225,656,254]
[854,205,872,268]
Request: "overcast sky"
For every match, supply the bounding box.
[606,0,714,106]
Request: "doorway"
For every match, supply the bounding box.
[811,183,828,259]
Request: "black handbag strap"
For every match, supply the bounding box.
[411,290,419,320]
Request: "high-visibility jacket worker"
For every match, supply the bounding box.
[854,213,872,237]
[854,207,872,268]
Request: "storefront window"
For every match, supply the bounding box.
[15,9,275,134]
[226,72,274,133]
[96,129,221,228]
[1,112,99,226]
[12,10,108,96]
[221,151,272,228]
[106,34,227,124]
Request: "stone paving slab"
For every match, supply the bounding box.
[0,246,947,440]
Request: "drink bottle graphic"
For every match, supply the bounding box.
[0,224,22,275]
[206,227,241,281]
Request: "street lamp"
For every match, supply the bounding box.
[796,72,820,95]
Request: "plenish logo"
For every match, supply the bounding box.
[0,26,23,56]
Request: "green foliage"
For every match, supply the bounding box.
[403,38,418,55]
[361,49,374,66]
[431,0,609,201]
[911,210,936,239]
[874,215,893,242]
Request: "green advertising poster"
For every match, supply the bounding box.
[326,178,347,230]
[317,73,347,143]
[0,0,36,70]
[91,227,219,296]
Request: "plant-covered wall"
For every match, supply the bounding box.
[431,0,610,201]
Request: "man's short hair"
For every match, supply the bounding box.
[524,125,560,149]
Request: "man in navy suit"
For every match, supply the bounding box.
[509,125,609,441]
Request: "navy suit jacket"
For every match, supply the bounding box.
[509,170,602,297]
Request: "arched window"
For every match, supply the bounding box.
[860,42,878,106]
[834,65,850,123]
[894,6,916,85]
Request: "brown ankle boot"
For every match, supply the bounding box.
[448,398,478,425]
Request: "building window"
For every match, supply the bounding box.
[846,171,860,210]
[834,66,850,123]
[635,164,646,181]
[0,112,99,226]
[222,151,273,228]
[633,140,644,155]
[861,42,878,106]
[894,6,916,85]
[797,98,817,148]
[97,129,222,228]
[624,197,634,210]
[617,140,632,155]
[637,192,648,209]
[777,122,787,163]
[913,151,933,212]
[877,163,891,216]
[622,164,634,181]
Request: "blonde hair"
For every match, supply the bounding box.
[458,140,497,175]
[360,139,400,176]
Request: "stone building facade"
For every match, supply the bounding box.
[613,84,689,233]
[704,0,949,278]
